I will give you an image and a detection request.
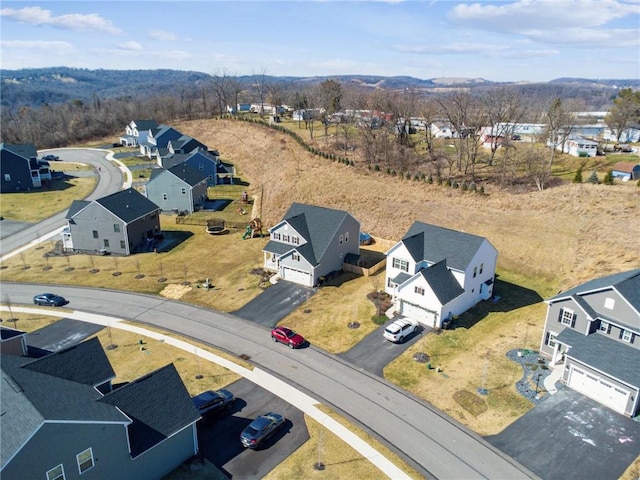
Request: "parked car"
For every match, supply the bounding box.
[271,326,305,348]
[41,154,60,161]
[240,412,285,449]
[383,318,419,343]
[33,293,67,306]
[192,389,235,419]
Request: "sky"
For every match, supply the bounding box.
[1,0,639,82]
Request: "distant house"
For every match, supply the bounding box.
[539,269,640,417]
[385,222,498,329]
[549,135,598,157]
[604,124,640,143]
[139,125,184,158]
[1,336,200,479]
[145,164,208,214]
[119,119,159,147]
[429,121,457,139]
[611,162,640,181]
[479,127,508,150]
[263,203,361,287]
[157,149,229,186]
[0,143,51,192]
[64,188,161,255]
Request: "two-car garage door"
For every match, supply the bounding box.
[400,301,437,327]
[568,366,629,415]
[281,267,312,287]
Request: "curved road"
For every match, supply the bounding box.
[0,148,125,259]
[1,283,538,480]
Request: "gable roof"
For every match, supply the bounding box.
[271,203,356,265]
[132,119,159,131]
[611,162,640,173]
[149,125,183,144]
[94,188,160,223]
[21,336,115,387]
[165,164,208,186]
[0,143,38,159]
[0,326,26,341]
[66,199,91,219]
[418,260,465,304]
[401,222,489,271]
[98,364,200,457]
[548,269,640,313]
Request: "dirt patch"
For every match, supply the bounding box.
[453,390,489,417]
[366,291,393,315]
[160,283,193,299]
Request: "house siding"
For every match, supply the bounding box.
[2,422,197,480]
[0,149,34,192]
[146,172,206,214]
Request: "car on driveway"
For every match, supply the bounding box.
[41,154,60,161]
[192,389,235,420]
[240,412,285,449]
[33,293,67,306]
[383,318,419,343]
[271,326,305,348]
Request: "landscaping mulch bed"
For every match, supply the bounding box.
[506,348,551,404]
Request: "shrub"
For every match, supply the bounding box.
[603,170,614,185]
[461,181,468,191]
[587,170,600,184]
[573,168,583,183]
[479,185,485,195]
[374,164,380,172]
[469,182,477,192]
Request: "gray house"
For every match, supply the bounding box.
[1,337,200,480]
[145,164,208,214]
[263,203,360,287]
[158,149,229,186]
[0,143,51,192]
[65,188,161,255]
[539,269,640,417]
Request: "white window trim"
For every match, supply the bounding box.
[561,308,574,326]
[77,447,95,474]
[47,464,65,480]
[598,321,610,333]
[622,330,633,343]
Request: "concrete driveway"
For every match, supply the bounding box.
[196,378,309,479]
[340,319,426,376]
[232,281,315,327]
[487,387,640,480]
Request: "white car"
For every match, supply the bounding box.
[383,318,419,343]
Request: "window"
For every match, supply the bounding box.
[120,241,126,249]
[622,330,633,343]
[473,266,477,278]
[479,263,484,274]
[414,286,425,295]
[3,174,10,181]
[392,258,409,272]
[560,308,574,326]
[598,321,610,333]
[547,332,557,347]
[46,464,65,480]
[162,193,168,201]
[292,236,299,245]
[345,232,349,242]
[113,224,120,233]
[103,239,110,248]
[92,230,98,239]
[604,297,615,310]
[208,175,213,182]
[77,448,94,474]
[282,234,290,242]
[292,253,300,261]
[198,164,204,171]
[273,232,281,241]
[181,187,187,195]
[339,235,344,245]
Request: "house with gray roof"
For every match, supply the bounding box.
[539,269,640,417]
[64,188,161,255]
[263,203,361,287]
[157,148,229,186]
[1,337,200,480]
[385,222,498,329]
[144,164,208,214]
[0,143,51,192]
[119,119,159,147]
[140,125,206,159]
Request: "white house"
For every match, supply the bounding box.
[429,121,457,139]
[385,222,498,329]
[119,119,159,147]
[549,135,598,157]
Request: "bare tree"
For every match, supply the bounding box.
[251,68,269,118]
[605,88,640,142]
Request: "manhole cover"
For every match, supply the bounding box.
[413,352,430,363]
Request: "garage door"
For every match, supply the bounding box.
[400,301,436,327]
[568,366,629,415]
[281,267,312,287]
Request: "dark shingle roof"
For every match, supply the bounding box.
[419,260,465,304]
[98,364,200,457]
[402,222,490,271]
[22,337,115,387]
[66,199,91,219]
[549,269,640,312]
[1,326,26,341]
[1,143,38,159]
[133,119,159,131]
[166,164,208,186]
[95,188,160,223]
[556,328,640,388]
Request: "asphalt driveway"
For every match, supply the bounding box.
[196,378,309,479]
[339,319,426,376]
[486,387,640,480]
[232,281,315,327]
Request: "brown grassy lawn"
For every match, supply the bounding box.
[0,175,96,222]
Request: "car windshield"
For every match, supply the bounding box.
[286,330,296,338]
[244,426,259,436]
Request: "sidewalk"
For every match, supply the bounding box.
[543,364,563,395]
[3,306,411,480]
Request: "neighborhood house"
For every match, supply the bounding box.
[144,164,208,214]
[263,203,361,287]
[539,269,640,417]
[0,143,52,193]
[385,222,497,329]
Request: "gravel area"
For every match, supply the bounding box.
[506,349,552,404]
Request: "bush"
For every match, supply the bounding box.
[573,168,583,183]
[469,182,477,192]
[603,170,614,185]
[371,315,388,325]
[461,181,468,191]
[374,164,380,172]
[587,170,600,184]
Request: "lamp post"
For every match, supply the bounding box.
[535,373,542,394]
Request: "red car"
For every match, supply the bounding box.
[271,326,305,349]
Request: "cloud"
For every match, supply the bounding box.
[0,39,75,52]
[0,6,121,34]
[393,42,510,55]
[149,29,178,42]
[118,41,143,51]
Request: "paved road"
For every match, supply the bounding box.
[0,148,124,259]
[0,283,538,480]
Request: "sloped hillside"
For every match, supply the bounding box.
[178,118,640,293]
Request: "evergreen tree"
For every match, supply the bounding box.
[573,167,583,183]
[587,170,600,184]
